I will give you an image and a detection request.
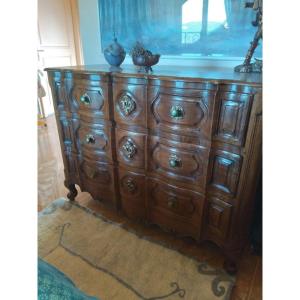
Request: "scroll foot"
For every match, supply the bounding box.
[64,181,78,201]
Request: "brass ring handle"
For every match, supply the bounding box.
[80,93,91,105]
[170,105,184,119]
[85,134,95,144]
[169,154,182,168]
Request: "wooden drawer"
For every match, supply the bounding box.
[118,168,146,220]
[115,128,146,169]
[73,119,113,162]
[148,86,215,139]
[148,136,209,190]
[113,77,147,128]
[147,178,205,240]
[206,197,232,241]
[208,149,242,197]
[214,86,254,146]
[79,158,117,207]
[71,73,110,121]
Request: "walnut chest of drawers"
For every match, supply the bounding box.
[46,65,262,273]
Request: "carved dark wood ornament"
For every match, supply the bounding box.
[118,94,136,116]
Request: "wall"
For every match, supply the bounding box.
[77,0,104,65]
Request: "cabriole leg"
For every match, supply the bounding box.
[64,181,78,201]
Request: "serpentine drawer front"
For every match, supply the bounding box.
[46,65,262,273]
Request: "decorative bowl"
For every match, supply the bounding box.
[132,54,160,72]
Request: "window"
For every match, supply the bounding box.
[98,0,262,59]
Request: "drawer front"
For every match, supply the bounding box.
[148,136,209,189]
[74,120,113,162]
[80,159,112,184]
[79,158,117,207]
[71,75,110,120]
[206,197,232,240]
[208,149,242,197]
[215,90,253,146]
[147,178,204,239]
[116,129,146,169]
[148,86,215,138]
[119,168,146,220]
[113,79,146,127]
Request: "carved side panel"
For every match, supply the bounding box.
[215,92,253,146]
[58,116,73,152]
[209,150,242,197]
[207,197,232,240]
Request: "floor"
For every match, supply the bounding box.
[38,115,262,300]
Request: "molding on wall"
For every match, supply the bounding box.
[70,0,84,65]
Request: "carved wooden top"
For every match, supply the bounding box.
[45,64,262,86]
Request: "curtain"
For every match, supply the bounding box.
[224,0,254,31]
[99,0,186,54]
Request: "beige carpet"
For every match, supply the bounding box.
[38,198,235,300]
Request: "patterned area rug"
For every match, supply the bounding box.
[38,198,235,300]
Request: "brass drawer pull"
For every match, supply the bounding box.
[85,134,95,144]
[167,196,177,209]
[126,178,136,193]
[169,154,182,168]
[86,169,96,179]
[122,139,137,159]
[119,94,136,116]
[170,105,184,119]
[80,93,91,105]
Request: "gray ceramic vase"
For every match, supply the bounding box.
[104,38,126,68]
